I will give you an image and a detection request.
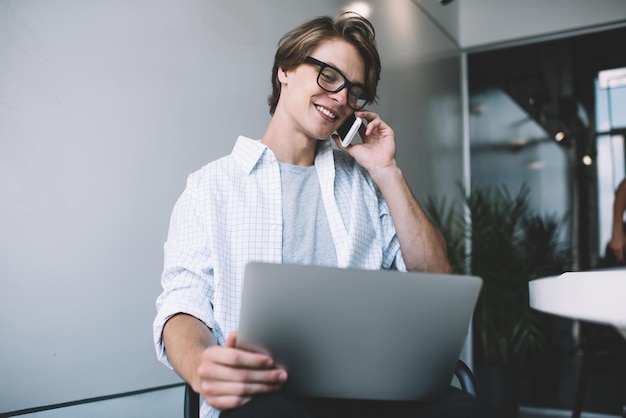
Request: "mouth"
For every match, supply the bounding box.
[316,105,338,121]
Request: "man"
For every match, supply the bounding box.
[154,11,500,418]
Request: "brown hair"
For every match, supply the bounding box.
[267,11,381,115]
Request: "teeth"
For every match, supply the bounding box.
[316,105,336,119]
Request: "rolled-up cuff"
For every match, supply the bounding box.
[153,299,216,368]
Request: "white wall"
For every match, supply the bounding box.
[370,1,464,202]
[0,0,336,411]
[0,0,463,413]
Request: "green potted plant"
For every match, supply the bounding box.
[426,184,571,416]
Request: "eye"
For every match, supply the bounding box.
[349,86,365,100]
[320,67,341,85]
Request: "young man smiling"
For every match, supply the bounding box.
[154,11,501,418]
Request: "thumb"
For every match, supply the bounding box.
[226,330,239,348]
[331,133,342,147]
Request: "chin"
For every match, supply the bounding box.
[308,130,331,141]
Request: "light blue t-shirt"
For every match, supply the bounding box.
[279,162,337,266]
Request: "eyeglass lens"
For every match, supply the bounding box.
[317,66,368,110]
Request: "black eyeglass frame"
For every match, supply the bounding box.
[303,56,370,111]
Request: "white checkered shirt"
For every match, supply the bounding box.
[153,136,406,417]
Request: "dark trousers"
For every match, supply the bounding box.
[220,387,504,418]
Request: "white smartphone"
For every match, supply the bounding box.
[333,113,363,147]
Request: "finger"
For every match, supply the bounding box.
[199,376,284,410]
[201,377,284,397]
[362,115,384,136]
[204,394,252,411]
[199,360,287,384]
[226,330,238,348]
[356,109,375,121]
[204,346,275,370]
[204,394,254,411]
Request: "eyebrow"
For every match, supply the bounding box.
[314,57,366,87]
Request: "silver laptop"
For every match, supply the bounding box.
[237,262,482,401]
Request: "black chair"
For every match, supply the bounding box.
[184,382,200,418]
[571,322,626,418]
[454,359,479,396]
[184,359,478,417]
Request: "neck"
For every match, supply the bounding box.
[261,115,318,167]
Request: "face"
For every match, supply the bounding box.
[277,39,366,140]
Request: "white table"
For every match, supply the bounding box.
[528,268,626,340]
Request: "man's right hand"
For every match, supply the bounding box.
[195,331,288,410]
[162,315,288,411]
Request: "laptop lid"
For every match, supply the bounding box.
[237,262,482,401]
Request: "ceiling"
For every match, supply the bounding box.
[412,0,626,51]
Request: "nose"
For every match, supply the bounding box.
[328,85,350,106]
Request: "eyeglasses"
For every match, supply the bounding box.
[304,56,370,111]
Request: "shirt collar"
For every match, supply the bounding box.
[232,136,334,174]
[231,136,274,175]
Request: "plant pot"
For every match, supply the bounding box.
[475,365,523,418]
[527,348,561,405]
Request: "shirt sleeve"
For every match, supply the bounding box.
[378,187,407,272]
[153,172,218,368]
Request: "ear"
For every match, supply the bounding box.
[277,66,290,83]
